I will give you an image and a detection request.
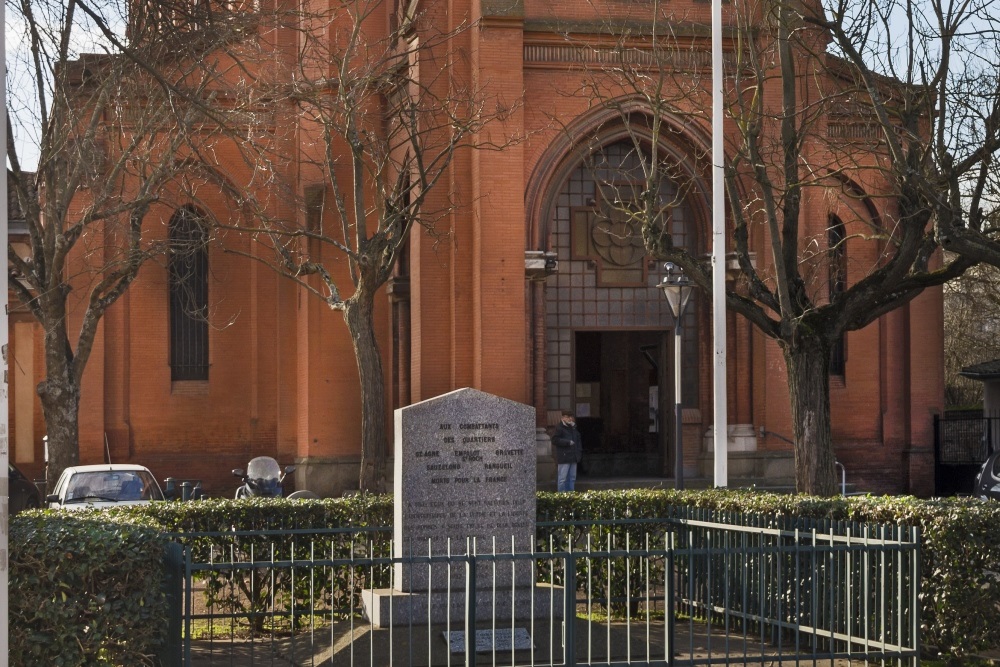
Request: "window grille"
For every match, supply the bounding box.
[304,184,325,232]
[168,207,209,381]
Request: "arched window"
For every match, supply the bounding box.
[168,207,209,381]
[545,139,699,414]
[829,215,847,377]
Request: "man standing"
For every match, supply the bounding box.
[552,410,582,492]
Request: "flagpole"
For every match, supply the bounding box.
[1,0,11,655]
[712,0,729,487]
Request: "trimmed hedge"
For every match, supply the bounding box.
[539,488,1000,656]
[11,489,1000,662]
[107,493,393,533]
[10,512,171,666]
[117,497,396,630]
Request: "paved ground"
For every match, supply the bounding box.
[188,617,867,666]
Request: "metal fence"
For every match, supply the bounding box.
[935,413,999,465]
[163,513,920,666]
[934,412,1000,495]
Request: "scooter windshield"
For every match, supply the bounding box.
[247,456,281,481]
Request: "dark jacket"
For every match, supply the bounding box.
[551,421,583,464]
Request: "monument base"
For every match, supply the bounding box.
[362,583,565,628]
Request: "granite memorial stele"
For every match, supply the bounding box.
[362,388,564,628]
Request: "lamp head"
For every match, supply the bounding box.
[658,262,695,319]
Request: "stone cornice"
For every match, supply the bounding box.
[480,0,524,19]
[523,19,741,39]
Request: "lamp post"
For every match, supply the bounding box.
[659,263,695,490]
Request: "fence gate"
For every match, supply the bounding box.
[934,412,1000,495]
[164,515,920,666]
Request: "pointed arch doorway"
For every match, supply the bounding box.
[535,138,703,481]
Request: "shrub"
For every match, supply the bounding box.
[538,488,1000,657]
[11,489,1000,660]
[10,512,171,666]
[111,495,395,630]
[106,493,393,534]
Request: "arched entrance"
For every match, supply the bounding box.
[537,139,703,478]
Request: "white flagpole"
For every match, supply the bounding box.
[1,0,10,655]
[712,0,729,487]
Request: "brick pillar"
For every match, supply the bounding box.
[907,285,943,497]
[470,1,528,402]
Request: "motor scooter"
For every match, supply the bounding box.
[233,456,318,499]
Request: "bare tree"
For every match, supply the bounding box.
[809,0,1000,273]
[226,0,519,492]
[6,0,277,488]
[943,263,1000,408]
[557,0,971,494]
[809,0,1000,415]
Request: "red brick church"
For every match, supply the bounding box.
[7,0,943,496]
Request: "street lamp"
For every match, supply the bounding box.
[659,263,695,490]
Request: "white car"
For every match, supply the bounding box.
[47,464,165,510]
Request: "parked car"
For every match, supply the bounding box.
[975,450,1000,500]
[46,464,164,510]
[9,463,42,514]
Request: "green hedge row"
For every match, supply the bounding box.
[10,513,171,666]
[536,488,1000,656]
[11,489,1000,662]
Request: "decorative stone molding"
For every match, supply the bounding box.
[524,43,741,70]
[481,0,524,18]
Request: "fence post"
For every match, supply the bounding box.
[911,526,921,667]
[466,546,477,667]
[161,542,183,667]
[564,549,576,667]
[666,531,675,667]
[933,415,941,496]
[986,415,996,458]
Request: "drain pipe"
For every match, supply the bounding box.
[834,461,846,496]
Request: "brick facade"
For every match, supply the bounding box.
[8,0,943,497]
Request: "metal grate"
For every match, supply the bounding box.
[935,414,999,465]
[169,207,209,381]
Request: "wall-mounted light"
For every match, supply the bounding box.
[525,250,558,281]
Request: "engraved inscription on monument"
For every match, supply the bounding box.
[405,423,530,537]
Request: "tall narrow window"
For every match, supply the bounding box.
[304,184,325,233]
[169,207,209,381]
[829,215,847,377]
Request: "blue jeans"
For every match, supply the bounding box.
[557,463,577,492]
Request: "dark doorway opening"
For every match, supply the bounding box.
[574,330,671,478]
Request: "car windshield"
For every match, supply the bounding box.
[65,470,163,503]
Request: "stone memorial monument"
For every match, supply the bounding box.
[363,388,563,629]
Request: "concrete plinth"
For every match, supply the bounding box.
[362,584,565,628]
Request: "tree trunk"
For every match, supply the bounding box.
[343,288,388,493]
[783,335,838,496]
[37,322,82,492]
